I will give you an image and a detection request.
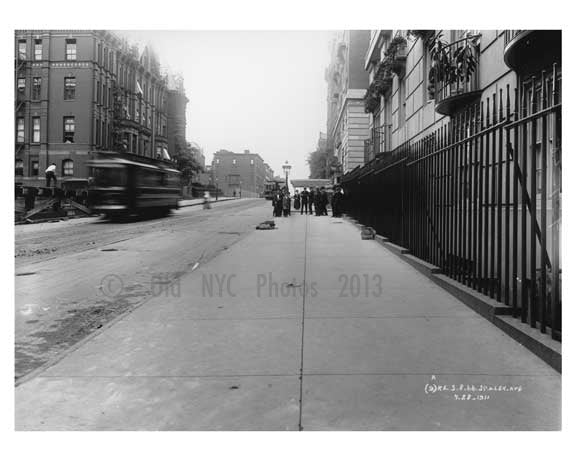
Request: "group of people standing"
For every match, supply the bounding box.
[272,186,345,218]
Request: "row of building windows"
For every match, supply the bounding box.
[214,158,257,166]
[17,76,76,101]
[16,116,75,144]
[18,38,76,61]
[15,159,73,177]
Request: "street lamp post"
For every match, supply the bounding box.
[282,161,291,190]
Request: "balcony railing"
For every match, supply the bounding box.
[504,30,525,45]
[503,30,561,74]
[434,35,482,116]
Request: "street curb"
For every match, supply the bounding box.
[178,197,239,208]
[343,215,561,373]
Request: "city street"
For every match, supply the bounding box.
[12,25,563,443]
[15,198,268,381]
[15,206,560,430]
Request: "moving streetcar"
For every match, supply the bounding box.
[88,152,181,219]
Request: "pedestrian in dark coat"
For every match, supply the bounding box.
[293,191,301,211]
[314,187,322,215]
[331,186,344,217]
[273,192,283,217]
[282,190,291,217]
[300,188,309,214]
[320,187,329,215]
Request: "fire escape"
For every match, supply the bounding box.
[15,51,27,158]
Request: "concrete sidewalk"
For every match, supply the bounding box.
[15,214,561,430]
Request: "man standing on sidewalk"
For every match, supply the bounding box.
[45,163,57,187]
[300,188,309,215]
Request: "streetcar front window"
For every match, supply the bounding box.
[91,167,127,187]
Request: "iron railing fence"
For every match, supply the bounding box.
[342,64,562,340]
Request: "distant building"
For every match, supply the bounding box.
[166,74,188,156]
[317,132,328,152]
[14,30,186,186]
[263,163,274,182]
[291,178,332,191]
[325,31,371,174]
[212,149,269,198]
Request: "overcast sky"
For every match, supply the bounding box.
[119,30,331,180]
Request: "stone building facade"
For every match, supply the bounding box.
[364,30,526,154]
[325,30,371,174]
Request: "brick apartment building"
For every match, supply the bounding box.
[211,149,270,198]
[14,30,174,186]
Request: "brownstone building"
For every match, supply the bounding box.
[14,30,171,186]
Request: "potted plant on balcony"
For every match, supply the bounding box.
[428,33,480,94]
[385,36,408,75]
[407,30,435,43]
[363,90,379,114]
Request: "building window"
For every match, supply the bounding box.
[422,44,434,102]
[132,135,138,154]
[95,119,100,146]
[250,159,254,165]
[32,77,41,100]
[17,77,25,95]
[15,159,24,176]
[31,160,39,176]
[16,118,25,143]
[398,76,406,126]
[32,117,40,143]
[65,39,77,61]
[216,159,220,164]
[97,43,102,64]
[18,39,26,59]
[62,159,74,176]
[64,77,76,100]
[34,39,42,60]
[101,120,106,147]
[232,159,237,165]
[63,116,75,143]
[103,48,108,69]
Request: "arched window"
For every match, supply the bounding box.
[15,159,24,176]
[62,159,74,176]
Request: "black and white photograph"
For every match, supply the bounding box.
[3,1,573,459]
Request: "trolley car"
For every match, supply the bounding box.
[263,179,283,200]
[88,153,181,219]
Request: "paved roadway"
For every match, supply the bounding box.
[15,198,272,381]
